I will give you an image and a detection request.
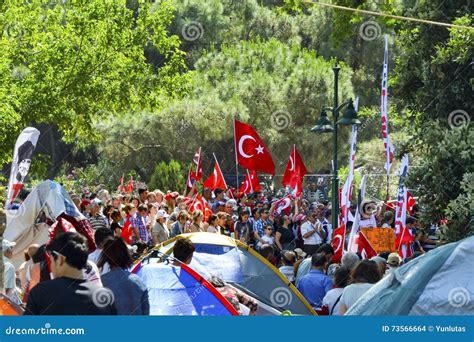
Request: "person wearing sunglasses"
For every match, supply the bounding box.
[24,232,117,315]
[256,225,275,250]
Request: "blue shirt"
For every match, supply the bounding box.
[296,269,333,308]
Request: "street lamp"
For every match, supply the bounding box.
[311,63,361,232]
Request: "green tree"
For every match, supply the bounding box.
[149,160,186,192]
[0,0,188,165]
[392,1,473,241]
[97,38,355,180]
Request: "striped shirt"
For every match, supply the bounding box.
[88,214,108,231]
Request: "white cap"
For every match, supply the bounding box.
[2,239,16,252]
[156,209,169,219]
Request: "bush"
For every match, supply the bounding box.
[148,160,186,192]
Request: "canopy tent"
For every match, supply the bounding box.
[4,180,87,267]
[140,261,238,316]
[347,235,474,315]
[145,232,315,315]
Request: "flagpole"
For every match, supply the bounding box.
[233,119,239,188]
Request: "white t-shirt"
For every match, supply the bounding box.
[359,215,377,228]
[257,235,275,248]
[300,221,323,245]
[207,225,220,234]
[322,287,344,315]
[3,258,21,304]
[340,283,374,312]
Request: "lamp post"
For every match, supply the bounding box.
[311,62,361,231]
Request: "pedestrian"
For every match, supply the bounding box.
[3,240,21,304]
[300,212,325,256]
[322,267,351,315]
[24,232,117,315]
[99,237,149,315]
[339,260,382,314]
[152,209,170,244]
[296,253,332,309]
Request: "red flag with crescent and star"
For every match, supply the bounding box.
[234,120,275,175]
[331,224,345,263]
[203,159,227,190]
[272,195,293,216]
[282,145,307,196]
[239,169,261,194]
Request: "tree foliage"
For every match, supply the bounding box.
[149,160,186,192]
[0,0,188,164]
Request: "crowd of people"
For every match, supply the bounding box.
[2,181,441,315]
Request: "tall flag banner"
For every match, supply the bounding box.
[282,145,308,196]
[126,176,134,193]
[340,117,358,227]
[203,155,227,190]
[6,127,40,206]
[192,147,203,181]
[239,170,261,194]
[358,231,378,259]
[381,35,394,174]
[186,165,196,189]
[272,195,293,216]
[394,154,413,259]
[234,120,275,175]
[118,174,125,192]
[347,175,366,253]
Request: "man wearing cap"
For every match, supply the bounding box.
[385,252,402,276]
[152,209,170,244]
[87,198,109,230]
[3,240,21,304]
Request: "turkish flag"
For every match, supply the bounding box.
[203,161,227,190]
[118,174,125,192]
[239,170,261,194]
[358,231,377,259]
[331,224,345,263]
[193,147,203,181]
[272,195,293,216]
[125,176,133,193]
[406,191,415,215]
[282,145,307,196]
[189,193,212,221]
[234,120,275,175]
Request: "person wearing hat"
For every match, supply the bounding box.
[87,198,109,230]
[385,252,402,276]
[359,200,378,228]
[152,209,170,244]
[3,239,21,304]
